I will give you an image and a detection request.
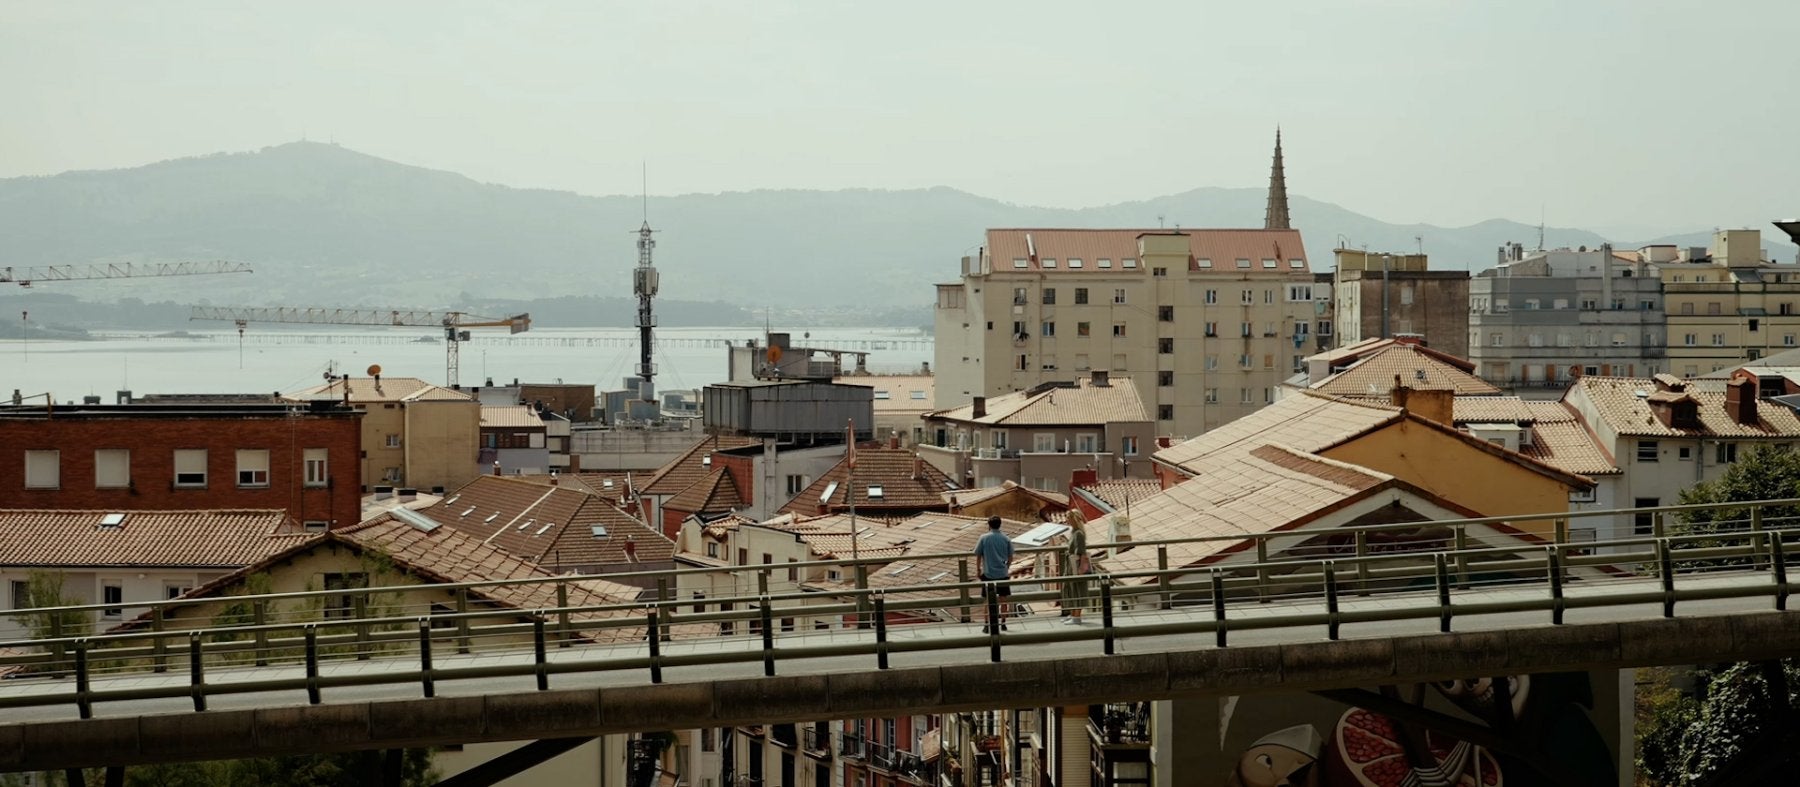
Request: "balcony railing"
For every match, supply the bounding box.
[802,726,831,754]
[839,732,867,759]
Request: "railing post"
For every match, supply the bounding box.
[152,604,168,673]
[1658,537,1676,618]
[1773,532,1790,611]
[1210,570,1227,648]
[418,619,435,698]
[657,578,672,642]
[188,631,207,712]
[1653,512,1667,540]
[760,595,775,677]
[1254,539,1271,604]
[1547,546,1565,625]
[646,610,663,684]
[1324,561,1340,641]
[1453,528,1471,589]
[454,587,471,655]
[1753,506,1765,535]
[1353,531,1370,594]
[74,638,91,720]
[1156,546,1171,609]
[49,612,66,673]
[1553,518,1568,546]
[957,559,972,624]
[855,565,871,629]
[1434,553,1452,633]
[353,592,371,661]
[304,624,321,705]
[1100,577,1115,656]
[533,617,549,691]
[253,598,269,667]
[874,591,890,670]
[555,581,572,648]
[985,581,1001,663]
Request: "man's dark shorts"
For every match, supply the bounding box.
[981,576,1011,597]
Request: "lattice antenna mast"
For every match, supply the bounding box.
[633,165,660,402]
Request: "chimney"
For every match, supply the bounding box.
[888,433,900,450]
[1726,375,1760,426]
[912,452,922,481]
[972,396,986,418]
[373,485,393,501]
[624,536,638,562]
[397,488,417,502]
[1390,376,1453,425]
[492,460,502,476]
[12,389,23,405]
[1090,370,1111,387]
[1070,467,1099,489]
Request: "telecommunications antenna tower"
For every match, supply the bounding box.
[632,164,659,402]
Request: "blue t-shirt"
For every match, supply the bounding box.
[974,529,1014,580]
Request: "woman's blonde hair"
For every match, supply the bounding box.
[1065,508,1088,531]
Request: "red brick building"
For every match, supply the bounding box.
[0,402,363,530]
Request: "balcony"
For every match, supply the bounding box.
[802,725,832,756]
[770,723,797,748]
[839,732,867,759]
[1089,703,1152,746]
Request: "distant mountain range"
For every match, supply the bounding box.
[1,142,1791,324]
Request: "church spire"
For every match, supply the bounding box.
[1264,128,1291,230]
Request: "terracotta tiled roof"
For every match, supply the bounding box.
[1453,396,1542,424]
[862,514,1042,603]
[420,476,673,569]
[1523,418,1619,476]
[927,376,1150,426]
[1072,479,1163,511]
[1100,446,1394,581]
[1307,338,1400,366]
[642,434,762,496]
[984,228,1311,273]
[663,469,746,515]
[479,405,544,428]
[1571,376,1800,438]
[1155,391,1402,474]
[284,376,473,403]
[1311,345,1500,397]
[516,471,645,505]
[778,448,956,516]
[0,510,304,568]
[943,481,1070,510]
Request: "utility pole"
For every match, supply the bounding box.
[1381,253,1392,339]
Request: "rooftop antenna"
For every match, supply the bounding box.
[1414,235,1424,255]
[632,164,659,403]
[1537,205,1546,251]
[1157,215,1165,229]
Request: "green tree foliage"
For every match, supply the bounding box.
[1674,445,1800,566]
[1637,661,1800,785]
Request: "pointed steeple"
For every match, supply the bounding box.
[1264,128,1291,230]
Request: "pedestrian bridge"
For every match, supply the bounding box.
[5,500,1800,773]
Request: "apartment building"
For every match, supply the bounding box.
[283,374,480,494]
[918,371,1155,493]
[0,401,363,529]
[1467,242,1667,394]
[1331,248,1469,358]
[1662,228,1800,376]
[934,229,1316,439]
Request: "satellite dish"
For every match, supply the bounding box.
[367,364,382,377]
[767,345,783,364]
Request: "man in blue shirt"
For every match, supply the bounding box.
[974,516,1014,633]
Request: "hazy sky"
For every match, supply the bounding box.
[3,1,1795,237]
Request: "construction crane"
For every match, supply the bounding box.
[189,306,530,388]
[3,260,254,287]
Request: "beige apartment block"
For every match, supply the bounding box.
[934,228,1316,438]
[284,375,480,493]
[1662,228,1800,377]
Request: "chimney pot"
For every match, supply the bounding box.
[1091,370,1110,387]
[971,396,986,419]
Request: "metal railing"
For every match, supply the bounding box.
[2,498,1799,721]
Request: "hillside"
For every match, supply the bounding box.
[0,142,1790,321]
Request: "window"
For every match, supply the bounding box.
[1522,298,1537,310]
[24,450,60,489]
[1041,288,1056,305]
[1264,290,1275,304]
[1241,322,1253,337]
[1122,436,1139,455]
[1490,333,1504,347]
[303,520,329,532]
[236,449,270,488]
[1033,433,1055,453]
[1098,258,1113,269]
[1204,289,1218,304]
[1684,334,1697,346]
[1015,354,1028,371]
[1112,323,1126,337]
[1195,258,1211,269]
[1012,320,1027,338]
[1205,354,1219,370]
[1750,319,1761,332]
[1041,321,1055,337]
[1122,258,1137,268]
[1580,299,1598,310]
[701,728,716,753]
[1151,266,1167,277]
[1288,259,1305,268]
[1157,404,1173,420]
[1012,258,1028,269]
[1042,258,1057,269]
[1262,354,1275,370]
[1317,320,1332,336]
[1158,371,1173,386]
[1077,321,1091,336]
[1633,498,1660,536]
[1067,258,1084,269]
[1787,334,1796,347]
[1717,443,1738,464]
[1680,303,1694,315]
[1204,388,1218,403]
[1611,333,1627,347]
[1158,305,1174,322]
[322,572,369,619]
[1288,285,1312,301]
[1553,299,1569,309]
[1678,446,1692,461]
[1013,287,1028,305]
[1636,440,1658,462]
[1261,258,1277,268]
[1528,333,1544,348]
[174,449,207,487]
[1708,303,1722,315]
[1712,334,1726,347]
[1239,353,1253,369]
[1240,388,1255,404]
[1240,289,1254,305]
[1075,434,1098,453]
[164,582,193,600]
[10,580,28,610]
[1113,288,1127,304]
[1075,288,1089,305]
[1204,321,1218,337]
[1074,353,1090,370]
[1236,258,1250,269]
[785,474,807,495]
[102,583,123,619]
[385,434,402,449]
[1158,338,1173,354]
[94,449,130,489]
[287,446,326,489]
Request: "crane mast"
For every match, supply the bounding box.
[633,221,659,402]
